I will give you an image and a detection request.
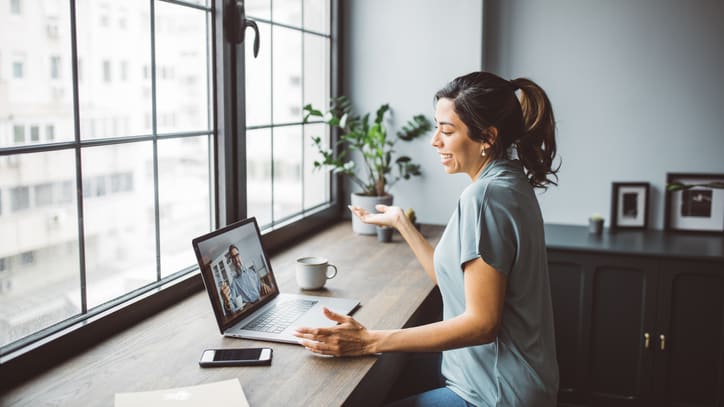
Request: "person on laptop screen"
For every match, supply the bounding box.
[222,245,272,312]
[295,72,560,407]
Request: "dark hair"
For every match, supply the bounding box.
[228,244,238,254]
[434,71,559,188]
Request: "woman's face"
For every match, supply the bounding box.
[431,98,487,180]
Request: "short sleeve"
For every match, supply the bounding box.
[458,183,517,277]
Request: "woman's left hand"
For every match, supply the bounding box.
[294,307,376,357]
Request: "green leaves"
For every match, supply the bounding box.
[667,181,724,191]
[304,97,432,195]
[398,114,433,141]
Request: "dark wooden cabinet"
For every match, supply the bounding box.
[653,260,724,407]
[545,225,724,407]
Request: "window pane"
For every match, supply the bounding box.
[82,142,156,308]
[273,125,302,220]
[0,150,81,349]
[303,0,330,34]
[76,0,151,139]
[303,33,330,119]
[246,0,270,20]
[303,123,329,210]
[156,2,210,134]
[1,4,74,147]
[273,0,301,27]
[246,128,272,227]
[244,22,271,128]
[158,136,213,278]
[272,26,302,124]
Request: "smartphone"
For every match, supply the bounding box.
[199,347,272,367]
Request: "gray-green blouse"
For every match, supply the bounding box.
[433,159,559,406]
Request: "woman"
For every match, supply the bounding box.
[294,71,560,406]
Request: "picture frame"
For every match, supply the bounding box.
[610,182,650,230]
[664,173,724,234]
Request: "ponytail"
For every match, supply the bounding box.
[510,78,559,189]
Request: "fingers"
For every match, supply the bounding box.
[322,307,349,324]
[347,205,367,217]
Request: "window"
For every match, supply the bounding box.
[120,60,128,81]
[102,60,111,82]
[50,55,61,79]
[30,125,40,142]
[46,125,55,141]
[13,125,24,143]
[20,251,35,265]
[10,0,20,15]
[245,0,332,228]
[34,183,54,207]
[12,61,23,78]
[0,0,338,374]
[10,186,30,211]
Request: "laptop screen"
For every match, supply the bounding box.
[192,217,279,331]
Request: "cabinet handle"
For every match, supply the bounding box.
[659,334,666,351]
[644,333,650,349]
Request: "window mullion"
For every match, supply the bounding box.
[150,0,162,282]
[236,41,248,223]
[300,1,305,213]
[69,0,88,314]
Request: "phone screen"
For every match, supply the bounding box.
[213,348,262,361]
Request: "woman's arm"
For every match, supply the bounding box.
[349,204,437,284]
[294,257,506,356]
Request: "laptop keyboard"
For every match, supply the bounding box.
[242,299,318,334]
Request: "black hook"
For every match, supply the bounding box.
[225,0,260,58]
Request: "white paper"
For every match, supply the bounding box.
[115,378,249,407]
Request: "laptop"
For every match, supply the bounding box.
[191,217,360,344]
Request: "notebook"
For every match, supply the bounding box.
[191,217,360,344]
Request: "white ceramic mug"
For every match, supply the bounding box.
[295,257,338,290]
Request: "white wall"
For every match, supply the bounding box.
[342,0,483,224]
[345,0,724,229]
[485,0,724,229]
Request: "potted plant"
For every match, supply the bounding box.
[303,96,432,234]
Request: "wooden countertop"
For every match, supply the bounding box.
[1,222,443,407]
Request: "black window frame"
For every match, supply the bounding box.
[0,0,343,388]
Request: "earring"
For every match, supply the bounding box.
[481,147,486,157]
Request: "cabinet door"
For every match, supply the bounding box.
[654,260,724,407]
[549,251,659,406]
[587,256,658,406]
[548,251,592,406]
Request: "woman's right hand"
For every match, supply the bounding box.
[348,204,405,229]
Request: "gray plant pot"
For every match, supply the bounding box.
[350,193,393,235]
[589,218,604,235]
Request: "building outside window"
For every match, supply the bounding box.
[0,0,337,363]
